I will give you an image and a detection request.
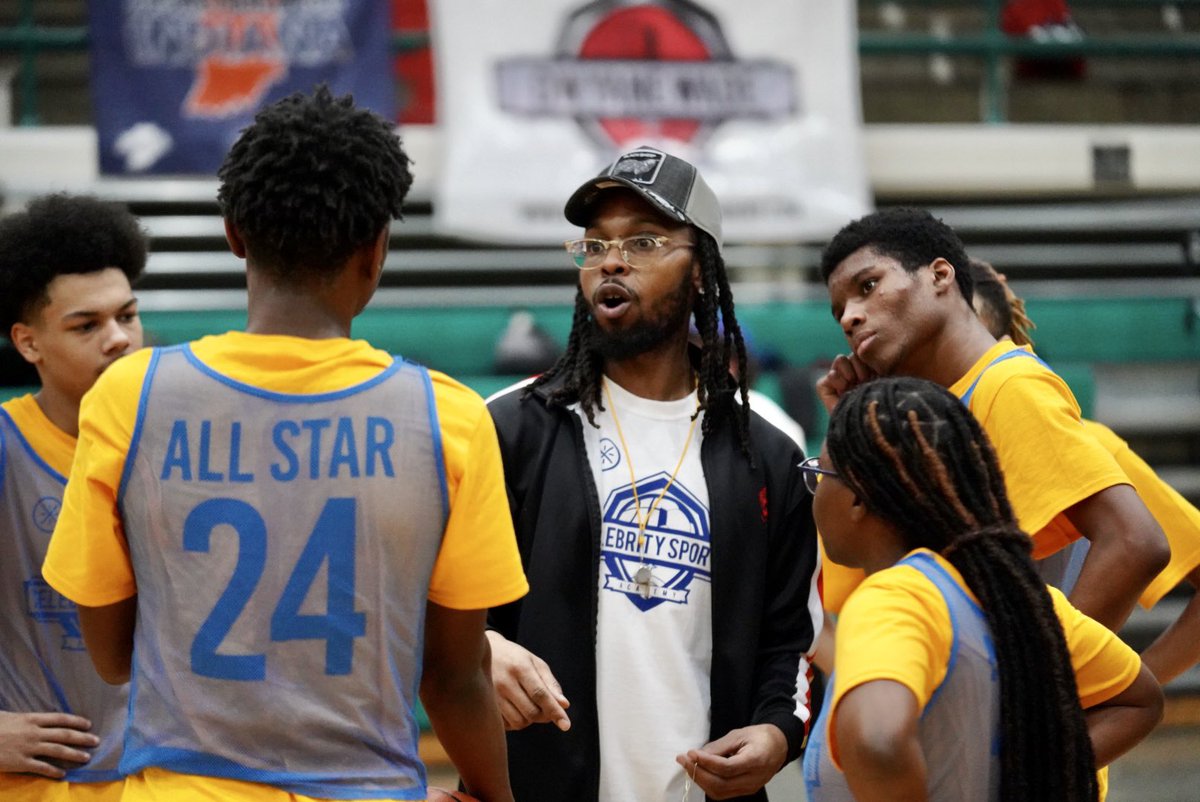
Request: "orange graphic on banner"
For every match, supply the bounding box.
[185,56,287,117]
[184,3,286,118]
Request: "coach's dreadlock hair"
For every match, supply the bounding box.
[217,85,413,283]
[0,193,147,340]
[826,376,1098,802]
[969,258,1036,346]
[528,230,753,460]
[820,207,974,306]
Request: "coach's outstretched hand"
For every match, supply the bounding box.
[676,723,788,800]
[485,631,571,732]
[0,710,99,778]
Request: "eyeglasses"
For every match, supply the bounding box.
[564,235,693,270]
[798,455,838,495]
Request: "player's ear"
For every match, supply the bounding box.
[10,322,40,365]
[929,257,957,293]
[224,219,247,259]
[369,225,390,283]
[847,491,868,522]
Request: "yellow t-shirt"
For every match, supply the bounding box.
[949,342,1129,559]
[2,393,76,476]
[818,536,866,616]
[828,549,1140,786]
[1084,419,1200,608]
[0,396,124,802]
[42,332,528,802]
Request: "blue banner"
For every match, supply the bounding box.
[89,0,395,175]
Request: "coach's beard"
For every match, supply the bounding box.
[589,275,694,361]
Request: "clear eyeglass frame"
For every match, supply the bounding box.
[798,455,838,495]
[563,235,692,270]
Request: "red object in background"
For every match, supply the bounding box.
[1001,0,1086,80]
[394,0,435,123]
[576,5,710,145]
[1001,0,1072,32]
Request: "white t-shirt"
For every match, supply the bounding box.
[577,378,712,802]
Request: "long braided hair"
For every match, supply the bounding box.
[826,376,1097,802]
[527,230,753,460]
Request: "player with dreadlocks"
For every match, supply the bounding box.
[533,215,752,456]
[800,376,1162,802]
[970,258,1200,686]
[486,147,822,802]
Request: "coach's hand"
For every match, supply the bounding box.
[0,710,99,778]
[816,353,876,414]
[676,723,788,800]
[485,631,571,732]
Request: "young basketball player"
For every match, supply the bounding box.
[802,376,1162,802]
[971,259,1200,683]
[42,88,526,802]
[817,208,1169,631]
[0,193,145,801]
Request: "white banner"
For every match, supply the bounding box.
[430,0,871,245]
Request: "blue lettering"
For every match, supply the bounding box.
[228,421,254,483]
[271,421,300,481]
[301,419,331,480]
[198,420,224,482]
[365,417,395,477]
[161,419,192,481]
[329,417,360,478]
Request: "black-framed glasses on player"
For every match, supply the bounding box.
[798,455,838,495]
[564,235,693,270]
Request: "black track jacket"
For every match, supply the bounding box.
[486,372,822,802]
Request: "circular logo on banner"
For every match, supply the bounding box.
[560,0,729,147]
[495,0,796,152]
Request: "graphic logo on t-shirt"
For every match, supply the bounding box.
[31,495,61,534]
[599,437,622,471]
[25,578,85,651]
[600,471,710,612]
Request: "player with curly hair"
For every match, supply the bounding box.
[0,192,146,801]
[43,87,526,802]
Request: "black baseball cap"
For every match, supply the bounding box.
[564,147,723,252]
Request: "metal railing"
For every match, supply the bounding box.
[2,1,1200,124]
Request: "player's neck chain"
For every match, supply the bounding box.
[602,377,699,600]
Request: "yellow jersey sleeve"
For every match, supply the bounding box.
[831,561,952,715]
[426,371,529,610]
[827,551,1142,770]
[43,349,151,607]
[1048,585,1141,707]
[1083,419,1200,608]
[951,344,1128,558]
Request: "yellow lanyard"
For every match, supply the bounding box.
[602,378,699,552]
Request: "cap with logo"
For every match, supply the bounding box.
[564,146,723,251]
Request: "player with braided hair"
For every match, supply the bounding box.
[487,147,821,802]
[801,376,1162,802]
[970,259,1200,685]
